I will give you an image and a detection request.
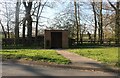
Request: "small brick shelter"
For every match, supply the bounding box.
[44,30,68,49]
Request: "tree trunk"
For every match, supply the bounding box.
[91,2,97,43]
[23,2,32,45]
[7,22,10,38]
[15,1,20,45]
[22,18,26,45]
[35,2,41,40]
[0,21,7,38]
[78,4,82,44]
[115,2,120,44]
[27,15,32,39]
[98,22,101,43]
[107,0,120,45]
[100,1,103,44]
[5,2,10,39]
[74,0,79,45]
[22,19,26,39]
[98,1,103,44]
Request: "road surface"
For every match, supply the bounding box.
[2,62,119,76]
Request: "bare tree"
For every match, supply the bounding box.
[35,2,41,38]
[22,18,26,39]
[95,1,103,44]
[23,0,33,44]
[108,0,120,44]
[35,0,47,38]
[74,0,79,45]
[15,0,21,44]
[91,1,97,43]
[99,0,103,44]
[5,2,10,38]
[0,20,7,38]
[77,3,83,44]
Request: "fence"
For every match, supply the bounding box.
[2,36,44,47]
[69,38,116,47]
[2,37,117,48]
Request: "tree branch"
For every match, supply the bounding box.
[0,20,7,38]
[38,0,48,18]
[107,0,117,10]
[28,2,32,10]
[23,2,27,9]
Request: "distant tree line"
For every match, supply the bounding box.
[49,0,120,45]
[0,0,119,46]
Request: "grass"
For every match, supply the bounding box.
[0,49,71,64]
[68,47,119,67]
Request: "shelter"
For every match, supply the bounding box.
[44,30,68,49]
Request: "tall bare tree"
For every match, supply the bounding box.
[35,0,47,38]
[22,18,26,39]
[0,20,7,38]
[96,1,103,44]
[91,1,98,43]
[77,2,83,44]
[5,2,10,38]
[74,0,79,45]
[23,0,33,44]
[35,2,41,38]
[15,0,20,44]
[99,1,103,44]
[108,0,120,44]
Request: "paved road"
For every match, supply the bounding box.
[2,62,119,76]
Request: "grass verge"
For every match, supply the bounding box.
[68,47,119,67]
[0,49,71,64]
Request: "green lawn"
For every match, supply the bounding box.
[68,47,119,67]
[0,49,71,64]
